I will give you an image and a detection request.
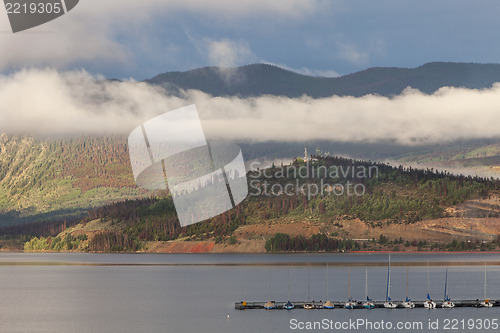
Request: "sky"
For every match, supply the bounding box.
[1,1,500,147]
[1,0,500,80]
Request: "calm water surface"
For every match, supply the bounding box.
[1,253,499,333]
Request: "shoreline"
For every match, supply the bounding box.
[11,249,500,255]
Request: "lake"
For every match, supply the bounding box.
[0,253,499,332]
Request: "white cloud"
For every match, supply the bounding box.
[269,63,340,78]
[298,69,340,78]
[0,69,175,134]
[336,42,369,66]
[205,39,254,68]
[335,39,386,66]
[0,0,324,71]
[1,69,500,146]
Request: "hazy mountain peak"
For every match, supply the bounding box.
[147,62,500,98]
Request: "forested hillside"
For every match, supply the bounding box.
[17,155,500,252]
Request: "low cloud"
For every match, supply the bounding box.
[0,69,175,135]
[1,69,500,146]
[267,62,340,78]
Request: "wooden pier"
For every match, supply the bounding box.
[235,299,497,310]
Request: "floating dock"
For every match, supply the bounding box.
[235,300,497,310]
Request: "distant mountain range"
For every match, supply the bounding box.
[147,62,500,98]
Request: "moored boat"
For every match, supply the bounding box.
[441,269,455,308]
[424,293,437,309]
[362,268,374,309]
[264,301,277,310]
[323,301,335,309]
[481,263,494,308]
[383,255,397,309]
[401,268,415,308]
[344,266,356,309]
[283,301,294,310]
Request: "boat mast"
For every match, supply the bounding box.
[307,263,310,301]
[326,263,329,300]
[484,262,487,300]
[365,267,368,299]
[386,254,391,301]
[443,268,448,301]
[268,264,273,300]
[427,261,430,297]
[288,264,291,301]
[406,267,409,300]
[348,266,351,300]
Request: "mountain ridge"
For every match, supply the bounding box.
[147,62,500,98]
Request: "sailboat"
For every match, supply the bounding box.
[441,268,455,308]
[264,301,277,310]
[402,267,415,308]
[283,300,295,310]
[480,263,494,308]
[383,255,397,309]
[283,265,295,310]
[362,267,375,309]
[264,264,277,310]
[424,293,436,309]
[323,263,335,309]
[424,262,436,309]
[304,264,314,309]
[344,266,357,309]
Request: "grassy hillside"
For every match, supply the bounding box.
[394,142,500,177]
[0,134,146,226]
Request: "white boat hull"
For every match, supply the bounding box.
[344,301,356,309]
[480,301,494,308]
[304,303,314,310]
[384,301,397,309]
[363,302,374,309]
[442,301,455,308]
[402,301,415,308]
[424,301,436,309]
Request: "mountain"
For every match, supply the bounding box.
[147,62,500,98]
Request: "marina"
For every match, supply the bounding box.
[235,299,498,310]
[236,257,498,311]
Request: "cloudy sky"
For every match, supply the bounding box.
[1,0,500,146]
[1,0,500,79]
